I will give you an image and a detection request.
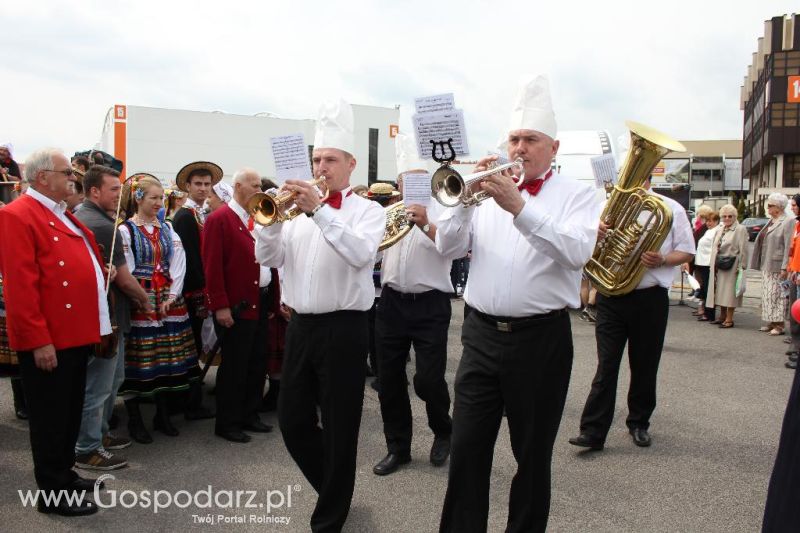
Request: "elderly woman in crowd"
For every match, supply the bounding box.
[707,204,749,328]
[118,175,201,443]
[785,194,800,369]
[207,181,233,213]
[750,193,794,335]
[693,212,720,322]
[689,204,714,298]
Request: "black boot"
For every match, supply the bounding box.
[259,378,280,413]
[125,399,153,444]
[153,394,179,436]
[184,381,215,420]
[11,377,28,420]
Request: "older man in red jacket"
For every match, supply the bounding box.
[0,148,112,517]
[203,168,272,443]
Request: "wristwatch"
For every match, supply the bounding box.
[421,223,431,233]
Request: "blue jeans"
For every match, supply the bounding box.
[75,333,126,454]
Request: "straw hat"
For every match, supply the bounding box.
[367,182,400,199]
[175,161,223,192]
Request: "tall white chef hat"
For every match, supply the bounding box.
[508,75,557,140]
[395,131,428,175]
[313,98,355,156]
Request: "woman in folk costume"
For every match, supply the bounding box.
[117,174,201,442]
[0,273,27,420]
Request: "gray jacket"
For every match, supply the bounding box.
[750,215,794,273]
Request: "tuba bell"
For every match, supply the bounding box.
[247,176,329,226]
[431,158,524,207]
[584,121,686,296]
[379,201,413,251]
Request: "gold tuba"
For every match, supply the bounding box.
[379,201,413,251]
[247,176,329,226]
[584,121,686,296]
[431,158,524,207]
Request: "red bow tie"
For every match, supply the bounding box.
[322,189,352,210]
[518,170,553,196]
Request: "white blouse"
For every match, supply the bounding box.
[119,220,186,298]
[695,226,719,267]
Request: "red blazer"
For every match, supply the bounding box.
[202,204,262,321]
[0,194,104,351]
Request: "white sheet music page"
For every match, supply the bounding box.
[590,153,617,189]
[414,93,455,114]
[270,134,312,181]
[412,110,470,160]
[401,172,431,208]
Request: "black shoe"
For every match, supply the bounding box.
[153,414,179,437]
[127,420,153,444]
[786,359,798,369]
[15,407,29,420]
[630,428,652,447]
[184,406,215,421]
[568,434,604,450]
[790,353,799,362]
[37,498,98,516]
[70,475,105,491]
[430,436,451,466]
[243,420,273,433]
[373,453,411,476]
[215,430,252,443]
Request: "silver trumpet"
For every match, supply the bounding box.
[431,158,525,207]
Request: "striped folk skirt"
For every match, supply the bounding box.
[119,288,200,397]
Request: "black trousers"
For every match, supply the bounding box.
[579,286,669,440]
[440,309,573,533]
[215,316,268,433]
[185,297,205,356]
[367,298,379,375]
[18,345,90,491]
[695,265,716,320]
[376,287,452,455]
[278,310,368,533]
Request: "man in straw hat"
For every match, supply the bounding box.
[172,161,222,420]
[372,132,459,477]
[436,76,600,532]
[256,99,385,532]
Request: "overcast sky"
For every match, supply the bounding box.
[2,0,797,162]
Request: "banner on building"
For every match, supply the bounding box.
[723,159,748,191]
[651,159,689,185]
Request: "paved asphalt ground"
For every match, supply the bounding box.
[0,281,794,532]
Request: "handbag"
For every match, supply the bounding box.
[715,255,736,270]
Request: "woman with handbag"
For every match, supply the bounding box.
[750,193,794,335]
[707,204,749,328]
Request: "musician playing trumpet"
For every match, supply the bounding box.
[255,99,384,532]
[436,76,599,533]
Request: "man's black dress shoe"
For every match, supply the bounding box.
[568,434,604,450]
[373,453,411,476]
[184,407,216,421]
[15,407,29,420]
[215,430,252,443]
[630,428,652,447]
[37,498,98,516]
[70,476,105,491]
[430,436,451,466]
[243,420,273,433]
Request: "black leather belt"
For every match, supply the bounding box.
[384,286,440,301]
[467,305,567,332]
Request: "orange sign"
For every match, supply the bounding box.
[652,163,665,176]
[789,76,800,103]
[114,105,127,120]
[389,124,399,138]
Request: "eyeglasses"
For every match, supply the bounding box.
[43,169,75,177]
[721,215,734,218]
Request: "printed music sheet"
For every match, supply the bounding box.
[270,134,312,181]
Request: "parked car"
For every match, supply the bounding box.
[741,217,769,241]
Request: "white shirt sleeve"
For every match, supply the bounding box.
[311,202,386,269]
[512,187,600,270]
[119,224,136,273]
[256,223,285,268]
[669,206,696,255]
[167,223,186,297]
[434,205,474,259]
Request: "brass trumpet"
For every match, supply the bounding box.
[247,176,329,226]
[431,158,524,207]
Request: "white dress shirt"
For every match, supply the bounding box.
[636,192,696,290]
[694,225,718,267]
[119,220,187,298]
[256,187,386,313]
[436,173,600,317]
[184,197,207,223]
[27,187,112,335]
[382,202,460,294]
[228,199,272,288]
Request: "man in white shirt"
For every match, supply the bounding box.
[373,137,462,476]
[256,99,385,532]
[437,76,600,533]
[570,177,695,450]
